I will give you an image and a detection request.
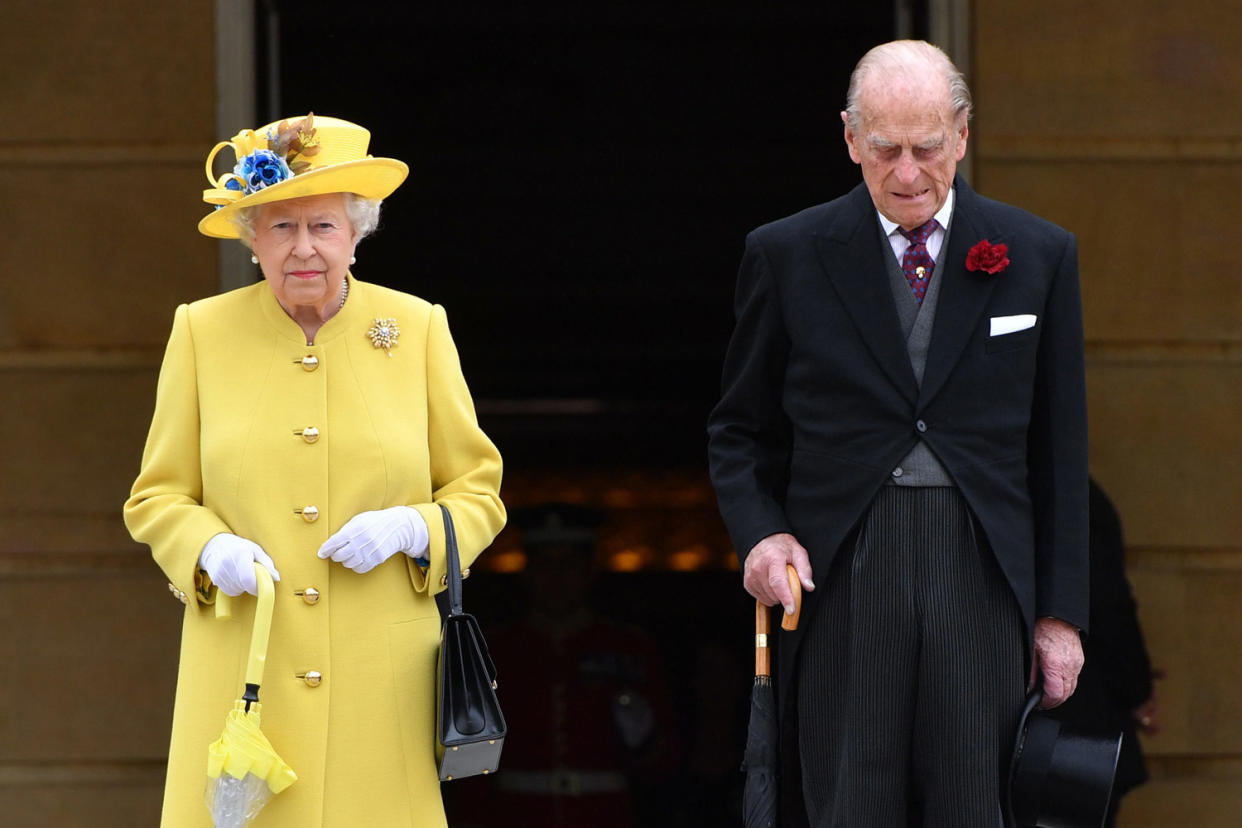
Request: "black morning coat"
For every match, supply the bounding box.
[707,175,1090,707]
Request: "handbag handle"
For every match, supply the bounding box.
[438,503,464,617]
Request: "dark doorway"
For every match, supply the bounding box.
[259,4,905,825]
[261,2,901,467]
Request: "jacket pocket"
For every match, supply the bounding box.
[388,615,446,817]
[985,326,1038,354]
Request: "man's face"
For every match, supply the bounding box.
[842,78,967,231]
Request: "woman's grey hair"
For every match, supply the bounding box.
[843,40,972,134]
[230,193,383,247]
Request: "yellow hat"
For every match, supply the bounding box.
[198,113,409,239]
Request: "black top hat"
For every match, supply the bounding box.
[1007,683,1124,828]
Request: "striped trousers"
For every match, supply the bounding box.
[797,486,1025,827]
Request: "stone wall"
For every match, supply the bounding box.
[974,3,1242,823]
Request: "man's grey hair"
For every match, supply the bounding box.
[843,40,972,134]
[230,193,383,247]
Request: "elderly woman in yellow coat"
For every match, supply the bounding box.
[124,114,505,826]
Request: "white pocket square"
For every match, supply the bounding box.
[990,314,1037,337]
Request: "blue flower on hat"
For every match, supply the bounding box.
[211,177,243,210]
[233,149,292,194]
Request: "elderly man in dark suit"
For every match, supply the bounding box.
[708,40,1087,826]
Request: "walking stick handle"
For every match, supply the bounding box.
[755,565,804,677]
[780,564,802,631]
[755,597,772,678]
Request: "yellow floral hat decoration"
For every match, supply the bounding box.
[198,113,409,239]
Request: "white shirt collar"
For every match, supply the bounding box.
[877,186,955,239]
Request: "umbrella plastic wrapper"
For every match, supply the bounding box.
[206,564,297,827]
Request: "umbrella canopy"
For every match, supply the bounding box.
[205,564,297,827]
[742,565,802,828]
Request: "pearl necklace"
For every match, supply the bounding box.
[339,276,349,309]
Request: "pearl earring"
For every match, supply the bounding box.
[251,255,259,264]
[350,256,357,265]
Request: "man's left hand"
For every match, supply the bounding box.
[1032,616,1084,708]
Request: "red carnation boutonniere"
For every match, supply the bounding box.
[966,239,1010,275]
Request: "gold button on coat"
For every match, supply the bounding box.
[295,587,321,605]
[295,426,320,444]
[296,354,319,371]
[297,670,323,687]
[295,505,320,523]
[439,567,471,587]
[123,286,508,825]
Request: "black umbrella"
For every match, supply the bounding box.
[742,565,802,828]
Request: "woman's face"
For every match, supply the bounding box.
[251,193,357,316]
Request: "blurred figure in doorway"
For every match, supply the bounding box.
[1049,477,1162,826]
[451,503,680,828]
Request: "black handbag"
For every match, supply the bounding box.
[435,504,507,780]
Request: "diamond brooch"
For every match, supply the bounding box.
[367,317,400,356]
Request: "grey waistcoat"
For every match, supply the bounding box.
[881,222,955,487]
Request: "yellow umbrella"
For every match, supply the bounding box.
[205,564,297,827]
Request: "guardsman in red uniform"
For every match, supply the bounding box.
[452,504,679,828]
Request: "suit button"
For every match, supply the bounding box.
[296,355,319,371]
[296,670,323,687]
[295,505,320,523]
[295,426,320,444]
[892,467,904,478]
[294,587,321,605]
[916,420,927,433]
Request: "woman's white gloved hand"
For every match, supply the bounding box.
[199,533,281,596]
[318,506,430,574]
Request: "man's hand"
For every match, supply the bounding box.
[743,533,815,616]
[1133,697,1162,736]
[1134,668,1166,735]
[1032,616,1084,708]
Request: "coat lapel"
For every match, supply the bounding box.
[814,185,919,405]
[918,177,1003,408]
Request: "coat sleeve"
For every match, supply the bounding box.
[123,304,232,614]
[706,232,795,565]
[1027,232,1090,632]
[407,303,506,595]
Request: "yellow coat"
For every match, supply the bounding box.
[124,275,505,827]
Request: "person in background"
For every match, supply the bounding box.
[452,503,679,828]
[1049,477,1162,826]
[124,114,505,826]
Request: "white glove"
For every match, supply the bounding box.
[318,506,429,574]
[199,533,281,597]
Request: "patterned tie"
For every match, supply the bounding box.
[898,219,940,304]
